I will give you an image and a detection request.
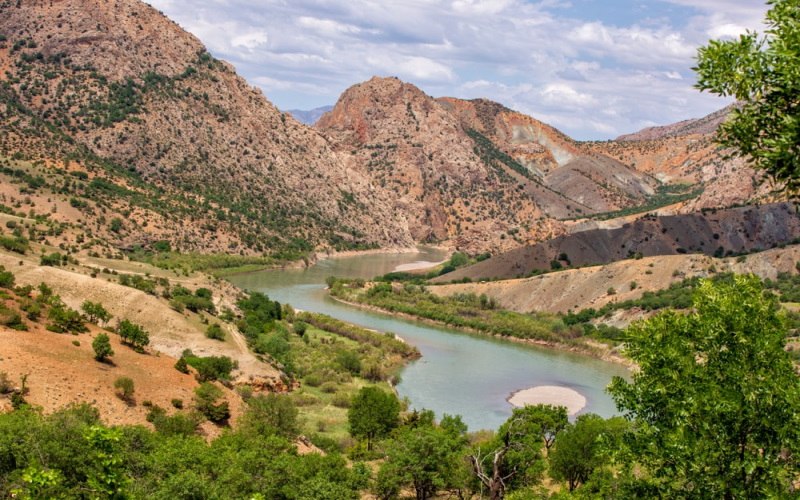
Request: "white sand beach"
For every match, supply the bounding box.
[508,385,588,416]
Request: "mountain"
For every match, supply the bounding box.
[286,106,334,126]
[0,0,773,259]
[583,103,775,212]
[0,0,414,256]
[434,203,800,282]
[615,103,739,141]
[316,78,665,253]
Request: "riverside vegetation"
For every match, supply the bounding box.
[2,270,799,498]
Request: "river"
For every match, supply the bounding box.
[229,248,629,431]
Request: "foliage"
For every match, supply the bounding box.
[694,0,800,193]
[0,235,29,254]
[113,377,135,401]
[549,413,627,492]
[85,426,130,499]
[329,280,567,345]
[0,403,362,498]
[347,386,400,451]
[468,404,553,499]
[205,322,225,341]
[193,382,230,423]
[40,252,65,267]
[296,311,418,358]
[117,319,149,348]
[238,393,300,440]
[184,355,235,381]
[81,301,112,324]
[91,333,114,361]
[47,305,88,334]
[0,268,15,289]
[608,275,800,498]
[173,356,189,374]
[377,411,469,500]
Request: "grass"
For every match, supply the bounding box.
[286,324,400,446]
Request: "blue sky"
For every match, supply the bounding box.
[146,0,768,140]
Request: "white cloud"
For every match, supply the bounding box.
[143,0,769,140]
[231,31,268,50]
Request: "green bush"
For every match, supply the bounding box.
[113,377,135,401]
[205,323,225,341]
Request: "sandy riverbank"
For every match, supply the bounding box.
[393,259,448,272]
[315,245,450,261]
[508,386,587,416]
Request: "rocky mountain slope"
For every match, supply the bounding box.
[0,0,414,256]
[583,103,776,212]
[0,0,774,260]
[435,202,800,281]
[317,79,664,253]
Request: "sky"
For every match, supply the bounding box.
[145,0,769,140]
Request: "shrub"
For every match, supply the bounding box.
[332,392,352,408]
[0,270,15,288]
[113,377,135,401]
[236,385,254,400]
[304,373,322,387]
[194,382,230,423]
[92,333,114,361]
[336,350,362,375]
[320,382,338,394]
[0,372,12,394]
[153,412,202,436]
[205,323,225,341]
[171,398,183,409]
[174,357,189,374]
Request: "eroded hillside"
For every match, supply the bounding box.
[435,203,800,281]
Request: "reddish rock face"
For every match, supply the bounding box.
[0,1,771,256]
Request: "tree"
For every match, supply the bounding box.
[239,393,300,439]
[549,413,627,492]
[174,357,189,374]
[520,404,567,451]
[113,377,134,402]
[47,306,88,334]
[85,426,130,499]
[117,319,149,348]
[377,412,468,500]
[347,386,400,451]
[468,404,555,499]
[81,301,112,325]
[608,275,800,498]
[194,382,230,423]
[694,0,800,193]
[205,323,225,341]
[92,333,114,362]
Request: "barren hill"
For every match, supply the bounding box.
[434,202,800,281]
[615,103,739,141]
[431,245,800,316]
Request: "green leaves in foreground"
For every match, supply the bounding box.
[609,274,800,498]
[694,0,800,193]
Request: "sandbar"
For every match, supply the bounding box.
[393,260,447,272]
[507,385,587,416]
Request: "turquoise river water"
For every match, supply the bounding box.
[229,248,629,431]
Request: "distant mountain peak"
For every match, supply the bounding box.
[285,105,333,126]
